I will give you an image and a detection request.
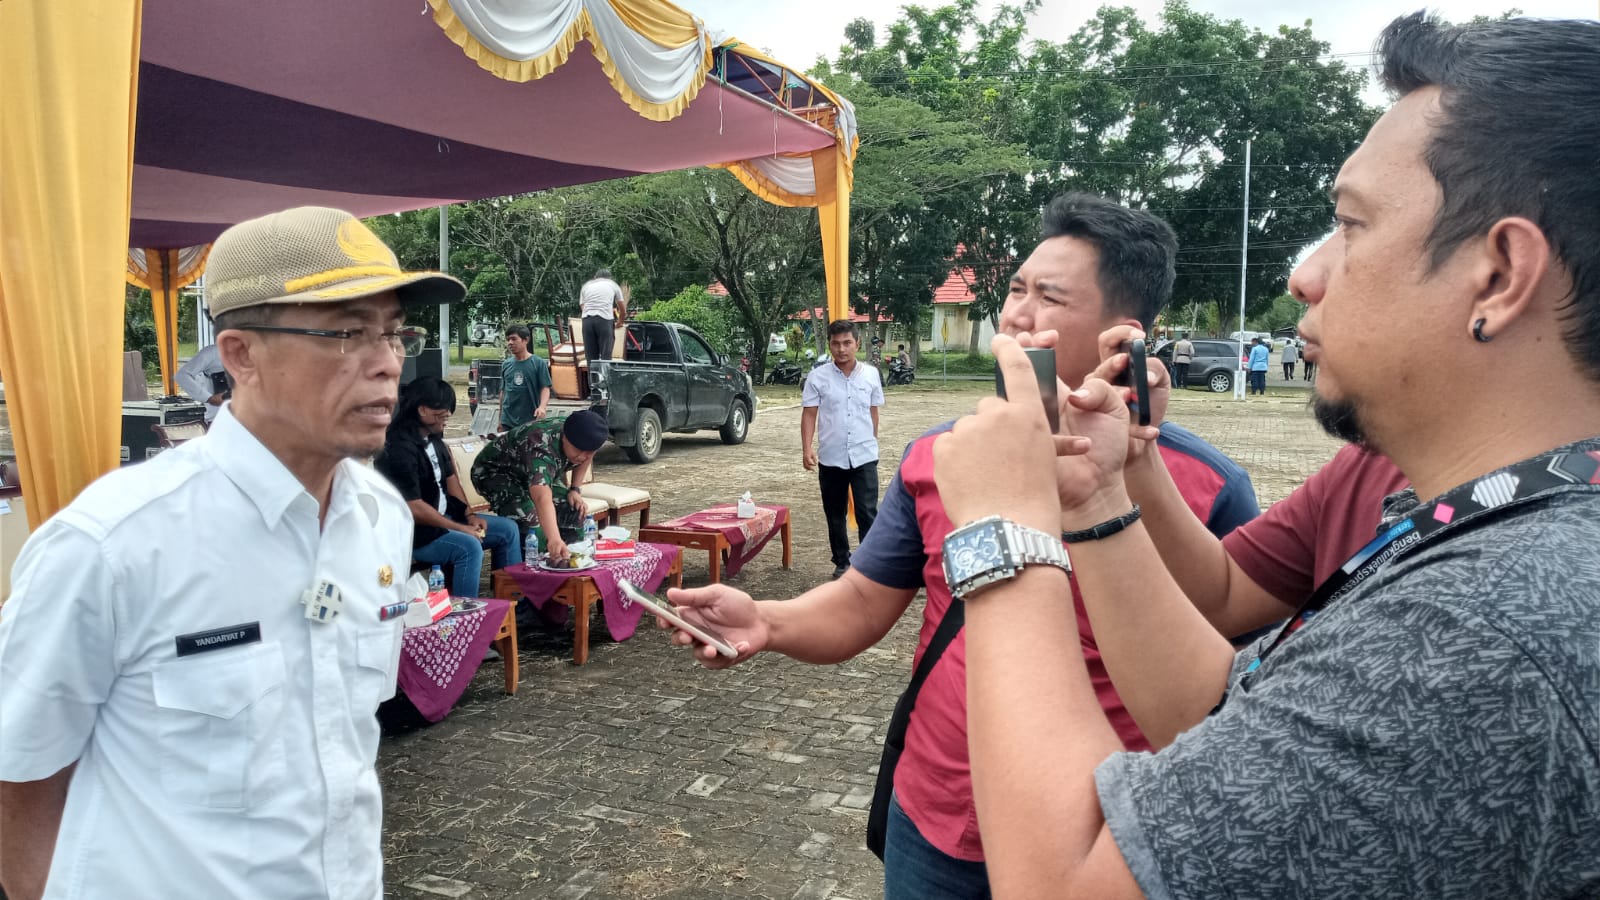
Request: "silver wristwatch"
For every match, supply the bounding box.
[942,515,1072,601]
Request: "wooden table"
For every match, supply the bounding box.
[492,604,518,694]
[638,505,791,584]
[491,550,683,666]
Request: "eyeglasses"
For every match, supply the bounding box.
[233,324,429,358]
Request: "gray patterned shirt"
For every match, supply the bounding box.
[1097,477,1600,899]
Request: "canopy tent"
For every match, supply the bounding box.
[0,0,855,528]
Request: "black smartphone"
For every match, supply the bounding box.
[1114,339,1151,427]
[995,346,1060,432]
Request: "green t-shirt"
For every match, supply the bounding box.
[500,354,552,428]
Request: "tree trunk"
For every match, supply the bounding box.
[967,306,983,356]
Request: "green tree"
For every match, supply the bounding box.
[619,169,823,382]
[635,285,738,355]
[840,87,1029,363]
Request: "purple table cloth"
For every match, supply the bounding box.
[501,541,679,642]
[654,504,787,577]
[395,597,510,723]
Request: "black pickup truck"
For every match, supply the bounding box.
[590,321,756,463]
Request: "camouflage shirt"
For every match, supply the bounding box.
[468,418,579,529]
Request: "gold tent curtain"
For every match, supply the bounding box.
[0,0,144,529]
[127,245,211,396]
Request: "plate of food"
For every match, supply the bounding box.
[447,598,488,616]
[536,554,598,572]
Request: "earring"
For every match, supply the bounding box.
[1472,319,1493,343]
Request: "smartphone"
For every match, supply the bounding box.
[618,578,739,659]
[995,346,1060,432]
[1114,339,1151,427]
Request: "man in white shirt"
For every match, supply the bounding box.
[801,319,885,579]
[0,206,464,900]
[175,340,228,425]
[577,268,624,366]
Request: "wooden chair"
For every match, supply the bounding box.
[581,468,651,529]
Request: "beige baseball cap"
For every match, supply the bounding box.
[205,206,465,316]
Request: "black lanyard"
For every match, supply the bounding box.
[1244,444,1600,675]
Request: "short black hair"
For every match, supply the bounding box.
[826,319,856,339]
[1038,193,1178,330]
[505,324,531,342]
[1378,12,1600,372]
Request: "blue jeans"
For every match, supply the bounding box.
[884,793,991,900]
[412,514,521,597]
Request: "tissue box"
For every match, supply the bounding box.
[424,589,453,623]
[736,498,757,518]
[594,538,635,560]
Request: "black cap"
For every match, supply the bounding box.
[562,409,609,451]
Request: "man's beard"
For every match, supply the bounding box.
[1311,393,1370,446]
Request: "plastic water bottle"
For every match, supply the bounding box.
[524,529,540,565]
[583,515,598,546]
[427,565,445,593]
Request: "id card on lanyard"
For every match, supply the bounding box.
[1232,445,1600,687]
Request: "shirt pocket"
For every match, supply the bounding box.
[151,642,287,810]
[354,622,402,709]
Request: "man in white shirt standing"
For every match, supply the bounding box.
[0,206,464,900]
[175,339,228,426]
[801,319,885,579]
[577,267,624,367]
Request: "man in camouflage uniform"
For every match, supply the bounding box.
[470,409,607,560]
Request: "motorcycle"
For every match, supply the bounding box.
[886,357,916,385]
[766,358,805,385]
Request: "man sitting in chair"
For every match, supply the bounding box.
[375,377,521,597]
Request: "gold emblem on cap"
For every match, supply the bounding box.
[378,565,394,587]
[337,219,395,267]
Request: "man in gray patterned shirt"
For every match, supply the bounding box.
[929,12,1600,899]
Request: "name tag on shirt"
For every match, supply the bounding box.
[174,622,262,657]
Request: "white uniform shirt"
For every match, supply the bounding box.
[578,277,621,319]
[801,359,884,469]
[0,406,413,899]
[175,343,227,424]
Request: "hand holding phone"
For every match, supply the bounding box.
[619,579,739,658]
[995,346,1060,432]
[1112,339,1151,427]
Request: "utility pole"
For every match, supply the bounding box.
[1233,138,1251,401]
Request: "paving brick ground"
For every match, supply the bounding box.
[379,379,1342,899]
[0,373,1338,899]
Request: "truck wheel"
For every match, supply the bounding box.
[719,400,750,445]
[626,407,662,463]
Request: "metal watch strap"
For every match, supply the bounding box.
[1002,519,1072,571]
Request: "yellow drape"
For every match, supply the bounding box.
[811,145,853,323]
[128,247,211,397]
[0,0,143,529]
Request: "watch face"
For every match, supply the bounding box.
[946,520,1009,583]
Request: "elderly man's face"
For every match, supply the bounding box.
[239,292,407,462]
[1290,87,1471,444]
[1000,236,1136,390]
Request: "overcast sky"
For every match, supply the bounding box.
[693,0,1598,87]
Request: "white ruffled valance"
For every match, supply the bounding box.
[431,0,713,121]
